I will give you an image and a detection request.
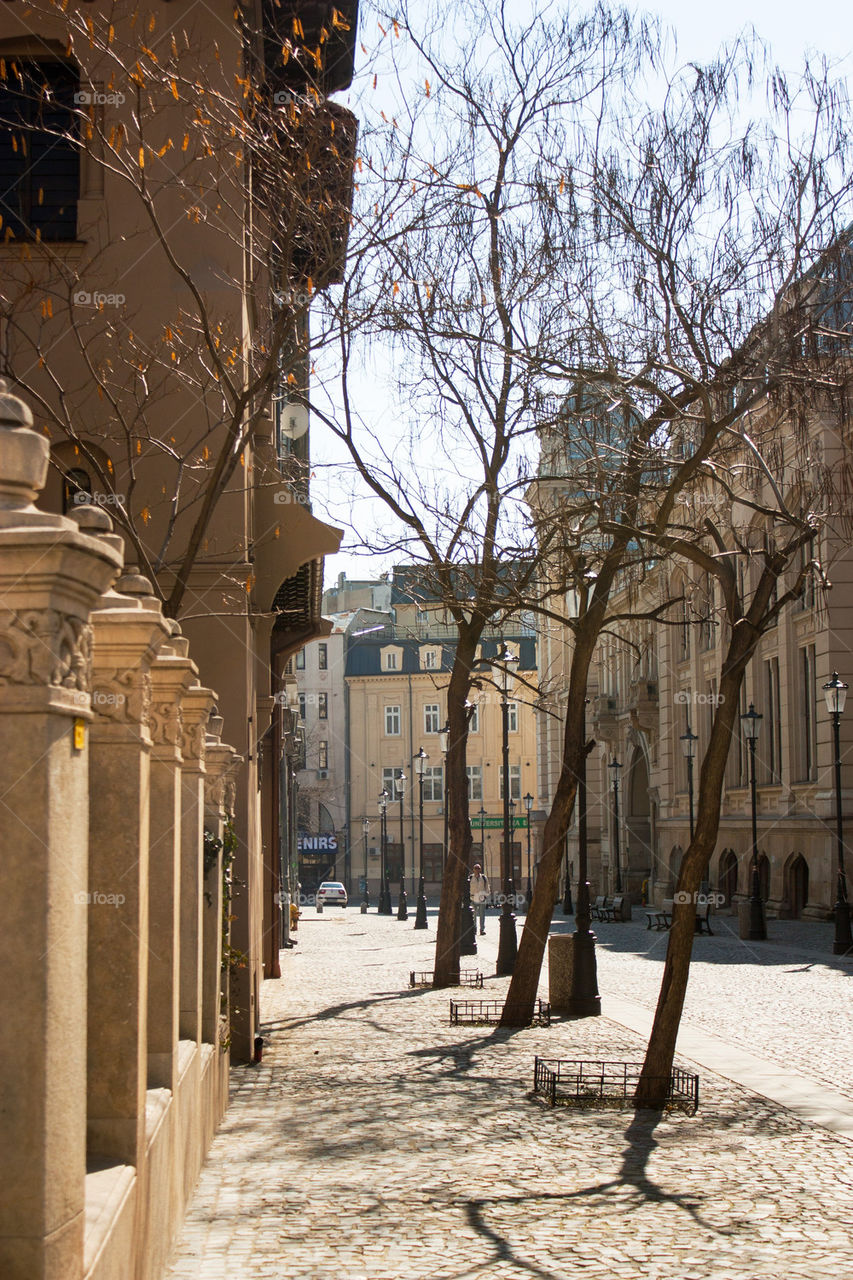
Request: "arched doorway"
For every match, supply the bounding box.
[718,849,738,906]
[669,845,683,895]
[626,745,651,900]
[758,854,770,902]
[787,854,809,918]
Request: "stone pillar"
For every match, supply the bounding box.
[0,381,122,1280]
[147,631,196,1090]
[179,682,216,1044]
[202,723,230,1047]
[86,566,169,1167]
[548,934,574,1014]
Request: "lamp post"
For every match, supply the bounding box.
[823,673,852,955]
[524,792,534,908]
[378,789,391,914]
[394,768,408,920]
[394,769,407,923]
[680,725,698,843]
[361,816,370,910]
[413,747,429,928]
[741,702,767,941]
[478,805,487,869]
[609,757,623,894]
[497,644,519,975]
[570,696,600,1015]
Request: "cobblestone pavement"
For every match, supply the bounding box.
[167,908,853,1280]
[548,912,853,1100]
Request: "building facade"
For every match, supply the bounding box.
[344,569,540,902]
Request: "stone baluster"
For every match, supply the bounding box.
[0,381,122,1280]
[84,560,170,1169]
[179,682,217,1045]
[147,629,197,1091]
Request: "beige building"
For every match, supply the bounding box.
[0,3,357,1278]
[532,389,853,920]
[345,569,540,901]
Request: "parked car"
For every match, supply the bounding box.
[317,881,347,908]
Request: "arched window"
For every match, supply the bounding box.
[62,466,91,513]
[0,59,80,240]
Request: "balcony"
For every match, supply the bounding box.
[262,1,359,96]
[262,100,358,288]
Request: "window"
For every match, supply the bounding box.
[318,692,328,720]
[381,767,398,797]
[424,703,441,734]
[678,597,690,663]
[421,646,439,670]
[468,704,480,734]
[295,649,306,670]
[318,643,328,670]
[800,645,817,781]
[422,766,443,802]
[318,741,328,770]
[298,692,306,720]
[466,765,482,801]
[423,844,444,881]
[500,765,521,801]
[797,539,816,611]
[382,648,400,671]
[62,467,91,514]
[0,60,80,240]
[698,575,716,651]
[507,702,518,733]
[763,658,782,783]
[384,705,401,736]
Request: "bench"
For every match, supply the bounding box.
[644,899,714,934]
[645,899,673,930]
[601,894,630,922]
[591,895,610,920]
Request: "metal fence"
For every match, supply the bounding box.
[449,998,551,1026]
[532,1057,699,1114]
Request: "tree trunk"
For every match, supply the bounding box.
[634,623,756,1106]
[500,628,597,1024]
[433,627,480,987]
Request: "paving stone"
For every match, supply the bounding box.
[167,911,853,1279]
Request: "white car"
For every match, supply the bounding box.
[317,881,347,908]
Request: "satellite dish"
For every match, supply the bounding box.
[279,401,309,440]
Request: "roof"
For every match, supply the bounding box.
[345,634,537,678]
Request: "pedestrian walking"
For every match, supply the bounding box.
[469,863,490,935]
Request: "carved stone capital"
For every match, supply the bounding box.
[91,668,152,726]
[149,700,183,749]
[0,608,93,691]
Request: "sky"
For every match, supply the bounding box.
[313,0,852,593]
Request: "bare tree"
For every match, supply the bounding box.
[312,0,657,984]
[0,1,362,616]
[500,43,853,1027]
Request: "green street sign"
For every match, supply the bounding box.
[471,814,528,830]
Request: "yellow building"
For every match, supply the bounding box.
[345,571,540,901]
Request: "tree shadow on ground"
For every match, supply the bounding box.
[456,1108,730,1279]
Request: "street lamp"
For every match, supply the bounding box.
[524,792,534,908]
[570,696,600,1016]
[741,702,767,941]
[680,725,698,843]
[478,805,487,870]
[823,673,852,955]
[497,643,519,975]
[395,769,407,923]
[361,816,370,910]
[608,757,623,894]
[378,789,392,915]
[394,769,408,920]
[413,747,429,928]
